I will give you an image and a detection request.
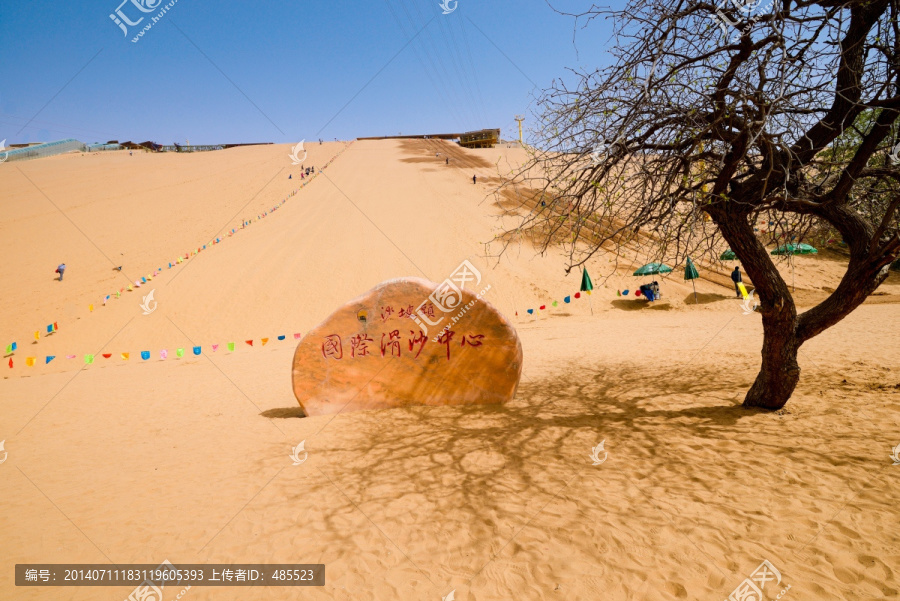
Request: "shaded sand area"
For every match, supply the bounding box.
[1,140,899,600]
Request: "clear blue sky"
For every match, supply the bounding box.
[0,1,614,146]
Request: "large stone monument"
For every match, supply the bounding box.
[292,276,522,416]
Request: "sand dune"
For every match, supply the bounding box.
[1,140,898,600]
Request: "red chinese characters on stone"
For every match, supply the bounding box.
[322,335,343,359]
[350,334,374,357]
[397,305,416,318]
[381,330,402,357]
[461,334,484,347]
[408,330,427,358]
[380,306,394,321]
[436,330,456,360]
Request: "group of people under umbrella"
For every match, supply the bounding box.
[627,242,817,303]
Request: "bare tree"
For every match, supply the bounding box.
[497,0,900,409]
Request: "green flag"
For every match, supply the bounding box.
[85,354,94,364]
[580,268,594,292]
[227,342,235,352]
[685,257,699,280]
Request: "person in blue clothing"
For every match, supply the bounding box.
[56,263,66,281]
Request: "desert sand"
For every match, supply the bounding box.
[1,139,899,600]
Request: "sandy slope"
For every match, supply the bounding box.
[0,140,898,600]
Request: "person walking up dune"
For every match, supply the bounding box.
[56,263,66,281]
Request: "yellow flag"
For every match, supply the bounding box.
[261,338,269,346]
[147,274,152,280]
[127,284,133,291]
[121,352,129,360]
[89,304,94,312]
[26,357,35,366]
[34,331,40,340]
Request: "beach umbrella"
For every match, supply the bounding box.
[684,257,699,303]
[771,243,818,256]
[720,249,737,261]
[632,262,673,276]
[770,243,817,291]
[581,267,594,315]
[632,263,671,302]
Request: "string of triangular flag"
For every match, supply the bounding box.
[5,333,309,370]
[88,140,355,312]
[517,267,597,317]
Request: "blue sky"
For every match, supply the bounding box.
[0,1,615,146]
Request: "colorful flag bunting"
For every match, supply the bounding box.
[176,348,185,358]
[574,292,581,299]
[245,340,253,346]
[527,309,534,314]
[85,354,94,364]
[89,304,94,312]
[552,301,558,307]
[141,351,150,360]
[293,333,302,339]
[53,322,58,331]
[539,305,546,310]
[212,344,219,352]
[6,342,16,353]
[46,356,55,364]
[34,331,40,341]
[564,296,571,303]
[26,357,35,366]
[227,342,235,351]
[66,354,76,359]
[121,353,129,360]
[47,324,53,333]
[102,353,112,359]
[193,346,201,356]
[160,349,168,359]
[277,335,285,341]
[261,338,269,346]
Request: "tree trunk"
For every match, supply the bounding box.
[709,209,800,410]
[744,316,800,410]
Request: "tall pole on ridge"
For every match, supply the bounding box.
[514,115,524,146]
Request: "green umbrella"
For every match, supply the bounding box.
[720,249,737,261]
[580,268,594,292]
[770,243,817,291]
[771,243,818,256]
[581,268,594,314]
[684,257,699,303]
[633,262,673,276]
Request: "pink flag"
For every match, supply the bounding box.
[160,349,168,359]
[294,333,302,339]
[212,344,219,352]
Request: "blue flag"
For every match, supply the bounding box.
[564,296,571,303]
[277,335,286,340]
[141,351,150,360]
[46,356,55,364]
[527,309,534,315]
[193,346,201,356]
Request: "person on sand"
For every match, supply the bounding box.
[446,157,449,165]
[473,174,477,184]
[56,263,66,281]
[731,266,743,298]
